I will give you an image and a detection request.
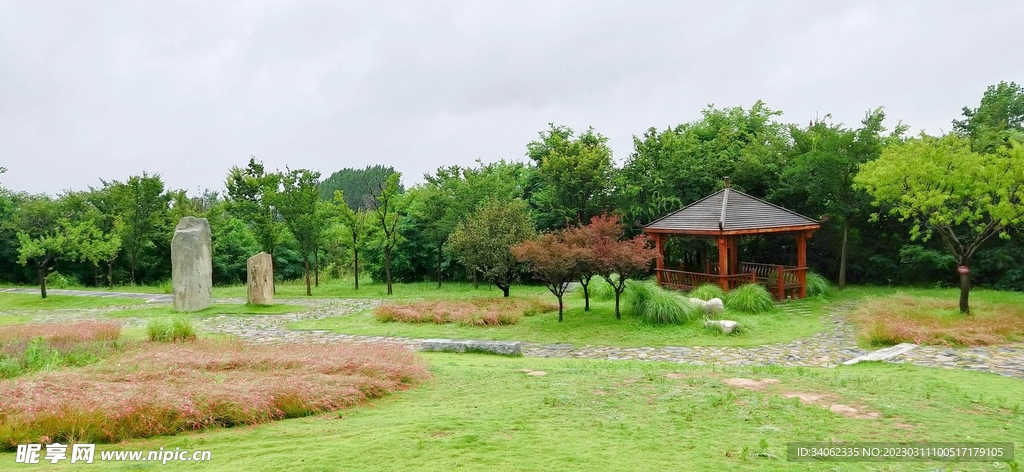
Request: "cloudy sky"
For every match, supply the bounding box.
[1,1,1021,195]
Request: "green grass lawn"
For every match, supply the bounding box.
[290,298,829,347]
[0,293,145,311]
[104,303,302,319]
[7,354,1021,471]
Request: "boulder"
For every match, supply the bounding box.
[704,319,739,334]
[688,297,705,305]
[171,217,213,312]
[702,298,725,314]
[247,252,274,306]
[421,339,523,356]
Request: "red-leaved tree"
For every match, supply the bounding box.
[561,223,599,312]
[588,214,658,319]
[513,232,585,322]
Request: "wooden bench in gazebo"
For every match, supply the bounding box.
[642,178,821,300]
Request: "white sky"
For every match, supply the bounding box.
[1,1,1022,195]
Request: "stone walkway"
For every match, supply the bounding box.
[4,290,1024,380]
[0,287,172,303]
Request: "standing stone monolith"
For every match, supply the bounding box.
[247,252,274,306]
[171,217,213,312]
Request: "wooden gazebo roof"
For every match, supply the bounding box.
[643,186,820,236]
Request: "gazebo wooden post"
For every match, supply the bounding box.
[728,236,739,275]
[717,236,729,291]
[797,231,808,299]
[654,233,664,285]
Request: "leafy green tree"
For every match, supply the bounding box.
[618,101,790,224]
[207,203,260,285]
[328,190,374,289]
[409,185,457,287]
[784,109,905,289]
[276,168,325,296]
[527,125,614,229]
[855,134,1024,314]
[103,172,170,284]
[225,157,283,279]
[447,198,535,297]
[320,165,400,209]
[367,173,411,295]
[953,81,1024,153]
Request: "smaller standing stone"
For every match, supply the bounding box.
[704,319,740,334]
[247,252,274,306]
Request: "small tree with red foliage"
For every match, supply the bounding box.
[513,232,585,322]
[561,223,599,312]
[588,214,658,319]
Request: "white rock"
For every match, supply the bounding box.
[704,319,739,334]
[171,217,213,312]
[688,297,705,305]
[702,298,725,314]
[247,252,274,306]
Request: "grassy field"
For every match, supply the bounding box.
[5,354,1021,471]
[0,293,145,311]
[291,296,829,348]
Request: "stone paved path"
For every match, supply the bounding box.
[0,287,172,303]
[4,290,1024,380]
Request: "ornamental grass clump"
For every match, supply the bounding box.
[624,281,701,325]
[574,276,616,302]
[724,284,776,314]
[0,340,430,449]
[852,295,1024,346]
[805,271,834,298]
[147,317,197,342]
[688,283,725,301]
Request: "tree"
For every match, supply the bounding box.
[953,81,1024,153]
[104,172,169,284]
[330,190,373,290]
[784,109,905,289]
[225,157,283,284]
[367,173,411,295]
[276,168,324,296]
[320,165,400,209]
[854,134,1024,314]
[586,214,658,319]
[561,223,599,311]
[447,198,535,297]
[527,125,615,230]
[513,232,585,322]
[411,185,456,288]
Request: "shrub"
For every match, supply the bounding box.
[147,317,197,342]
[44,271,79,289]
[624,281,701,324]
[0,358,21,378]
[0,340,429,449]
[724,284,776,314]
[805,272,833,298]
[688,284,725,301]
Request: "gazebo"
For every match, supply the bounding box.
[642,178,821,300]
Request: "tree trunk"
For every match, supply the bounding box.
[304,257,311,296]
[500,284,509,298]
[314,250,320,287]
[436,243,442,288]
[557,296,563,322]
[839,219,849,291]
[107,261,114,288]
[354,249,360,290]
[614,292,621,320]
[959,268,971,315]
[473,271,478,289]
[581,277,590,312]
[384,246,393,295]
[38,266,47,299]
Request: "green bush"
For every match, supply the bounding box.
[688,284,725,301]
[0,358,22,379]
[724,284,776,314]
[805,271,834,298]
[23,337,62,371]
[624,281,701,324]
[44,271,80,289]
[147,317,197,342]
[573,276,616,301]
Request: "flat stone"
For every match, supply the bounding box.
[704,319,739,334]
[842,343,918,365]
[421,339,522,356]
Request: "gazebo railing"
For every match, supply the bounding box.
[655,269,755,292]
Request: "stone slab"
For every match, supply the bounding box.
[841,343,918,365]
[421,339,522,356]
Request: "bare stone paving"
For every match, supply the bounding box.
[4,290,1023,380]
